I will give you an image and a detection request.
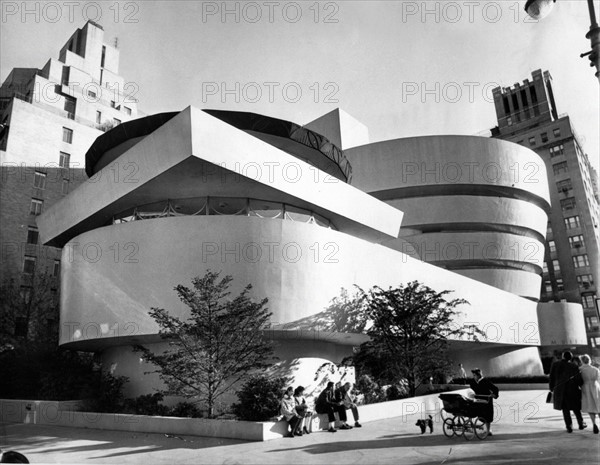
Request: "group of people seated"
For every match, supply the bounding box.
[280,381,362,437]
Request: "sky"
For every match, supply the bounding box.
[1,0,598,171]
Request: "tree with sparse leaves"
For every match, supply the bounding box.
[134,271,275,418]
[0,268,59,350]
[352,281,478,397]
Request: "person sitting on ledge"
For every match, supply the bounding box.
[294,386,313,435]
[280,386,301,438]
[339,382,362,427]
[316,381,352,432]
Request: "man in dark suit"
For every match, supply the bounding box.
[469,368,499,435]
[549,350,586,433]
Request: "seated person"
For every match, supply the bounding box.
[294,386,313,435]
[316,382,351,432]
[338,382,362,427]
[280,386,300,438]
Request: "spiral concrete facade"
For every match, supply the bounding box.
[345,136,551,299]
[38,107,587,398]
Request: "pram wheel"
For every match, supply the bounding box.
[442,418,455,437]
[473,417,489,440]
[462,418,475,441]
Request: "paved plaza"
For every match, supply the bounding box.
[1,390,598,464]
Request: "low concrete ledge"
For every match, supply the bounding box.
[1,391,469,441]
[495,383,548,391]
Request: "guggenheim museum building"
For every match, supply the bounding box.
[38,106,587,397]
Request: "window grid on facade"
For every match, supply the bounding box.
[544,280,552,292]
[23,256,36,274]
[560,198,576,211]
[582,294,595,308]
[33,171,46,189]
[548,240,556,253]
[552,259,561,273]
[586,316,599,331]
[543,262,549,274]
[528,136,536,146]
[569,235,585,248]
[573,255,590,268]
[553,161,568,176]
[577,274,594,288]
[556,278,564,291]
[62,127,73,144]
[26,227,39,244]
[564,216,580,229]
[553,128,561,138]
[541,132,548,143]
[557,179,572,193]
[30,198,43,215]
[59,151,70,168]
[549,144,564,157]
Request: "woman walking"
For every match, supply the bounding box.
[580,354,600,434]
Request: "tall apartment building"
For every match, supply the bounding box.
[491,69,600,353]
[0,21,141,337]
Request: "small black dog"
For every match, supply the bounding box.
[415,415,433,434]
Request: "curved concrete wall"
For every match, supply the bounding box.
[537,301,588,347]
[346,136,551,299]
[346,135,550,204]
[61,216,543,362]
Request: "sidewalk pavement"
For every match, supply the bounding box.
[1,390,598,464]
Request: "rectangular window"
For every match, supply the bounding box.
[62,179,69,195]
[87,90,96,99]
[564,216,580,229]
[529,136,536,146]
[569,235,585,248]
[124,106,132,115]
[110,100,116,108]
[30,198,43,215]
[27,227,39,244]
[586,316,599,331]
[544,280,552,293]
[556,278,564,291]
[96,111,102,124]
[592,337,600,348]
[23,256,36,274]
[577,274,594,288]
[15,317,28,337]
[33,171,46,189]
[53,260,60,277]
[582,294,595,309]
[549,144,564,157]
[113,118,121,126]
[552,259,561,273]
[573,255,590,268]
[553,161,568,176]
[548,240,556,253]
[557,179,572,193]
[62,127,73,144]
[543,262,549,274]
[63,96,75,118]
[553,128,561,138]
[560,198,576,211]
[541,132,548,143]
[59,152,70,168]
[20,286,32,304]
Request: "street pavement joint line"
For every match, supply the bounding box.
[440,447,452,464]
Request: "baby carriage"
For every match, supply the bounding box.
[439,392,492,440]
